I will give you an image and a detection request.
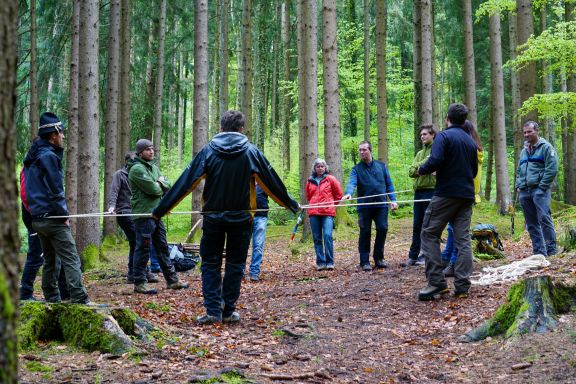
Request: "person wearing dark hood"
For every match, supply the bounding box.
[128,139,189,294]
[153,110,300,324]
[23,112,89,304]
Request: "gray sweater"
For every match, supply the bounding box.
[108,167,132,214]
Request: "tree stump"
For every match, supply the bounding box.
[461,275,576,342]
[18,302,154,354]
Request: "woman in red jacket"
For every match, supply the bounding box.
[305,158,344,270]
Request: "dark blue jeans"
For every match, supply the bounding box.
[309,215,334,266]
[200,218,251,318]
[357,207,389,266]
[441,222,458,264]
[408,189,434,260]
[133,218,177,285]
[117,215,136,278]
[519,187,557,256]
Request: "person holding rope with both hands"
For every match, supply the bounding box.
[153,110,299,325]
[305,158,343,271]
[343,141,398,272]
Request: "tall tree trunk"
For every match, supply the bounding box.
[76,0,101,255]
[143,19,157,138]
[219,0,229,116]
[118,0,131,166]
[413,0,422,154]
[298,0,318,240]
[375,0,388,162]
[484,118,494,201]
[489,12,511,214]
[104,0,121,237]
[177,51,185,164]
[241,0,253,139]
[322,0,343,183]
[540,5,554,147]
[363,0,370,141]
[516,0,537,124]
[29,0,38,141]
[462,0,477,128]
[508,10,522,174]
[192,0,209,226]
[66,0,81,237]
[565,2,576,204]
[420,0,433,125]
[153,0,166,162]
[0,1,20,380]
[280,0,291,174]
[210,4,220,139]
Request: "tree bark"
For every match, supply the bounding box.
[516,0,537,123]
[508,10,522,174]
[177,51,185,164]
[564,2,576,205]
[65,0,81,237]
[489,12,511,214]
[192,0,209,227]
[540,5,555,147]
[143,19,157,138]
[104,0,121,237]
[413,0,422,154]
[484,118,494,201]
[118,0,131,167]
[420,0,433,125]
[322,0,343,184]
[28,0,39,142]
[462,0,477,128]
[219,0,229,116]
[280,0,291,174]
[76,0,101,255]
[241,0,253,139]
[153,0,166,163]
[363,0,370,141]
[0,1,20,380]
[375,0,388,163]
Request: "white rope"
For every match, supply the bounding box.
[304,189,414,207]
[470,254,551,286]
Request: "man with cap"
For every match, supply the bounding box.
[24,112,90,304]
[128,139,189,294]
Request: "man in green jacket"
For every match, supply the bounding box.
[128,139,189,294]
[403,124,436,267]
[515,121,558,256]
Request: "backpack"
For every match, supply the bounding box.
[168,243,200,272]
[471,224,504,252]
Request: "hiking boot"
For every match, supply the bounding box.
[126,276,134,284]
[361,264,372,272]
[401,258,418,267]
[415,255,426,266]
[443,262,455,277]
[146,272,159,283]
[418,284,449,301]
[454,290,469,299]
[196,314,221,324]
[375,259,389,269]
[167,280,189,290]
[326,264,334,270]
[317,264,327,271]
[134,283,158,295]
[223,311,241,323]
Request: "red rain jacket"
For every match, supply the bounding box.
[305,174,343,217]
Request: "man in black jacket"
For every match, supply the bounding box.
[153,110,299,324]
[416,103,478,300]
[24,112,89,304]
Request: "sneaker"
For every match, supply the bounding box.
[454,290,469,298]
[196,314,221,324]
[134,283,158,295]
[326,264,334,270]
[415,255,426,266]
[375,259,389,269]
[167,280,189,290]
[401,258,417,267]
[223,311,241,323]
[361,264,372,272]
[146,273,160,283]
[418,284,449,301]
[443,263,455,277]
[126,276,134,284]
[317,264,327,271]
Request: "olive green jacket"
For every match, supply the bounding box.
[128,157,171,215]
[409,142,436,191]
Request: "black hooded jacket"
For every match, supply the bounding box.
[23,139,68,217]
[153,132,298,223]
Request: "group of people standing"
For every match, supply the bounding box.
[19,103,559,321]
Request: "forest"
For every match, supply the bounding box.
[1,0,576,383]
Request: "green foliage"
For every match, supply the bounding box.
[24,361,54,373]
[518,92,576,121]
[144,302,171,312]
[475,0,516,22]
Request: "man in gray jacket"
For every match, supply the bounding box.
[515,121,558,256]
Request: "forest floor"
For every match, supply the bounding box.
[18,214,576,384]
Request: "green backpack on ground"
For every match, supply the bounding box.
[471,223,504,258]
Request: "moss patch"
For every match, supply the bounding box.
[111,308,137,335]
[24,361,54,373]
[81,244,101,271]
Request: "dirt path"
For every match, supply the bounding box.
[19,217,576,383]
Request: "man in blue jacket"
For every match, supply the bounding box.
[416,104,478,300]
[153,110,299,324]
[343,141,398,271]
[515,121,558,256]
[24,112,89,304]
